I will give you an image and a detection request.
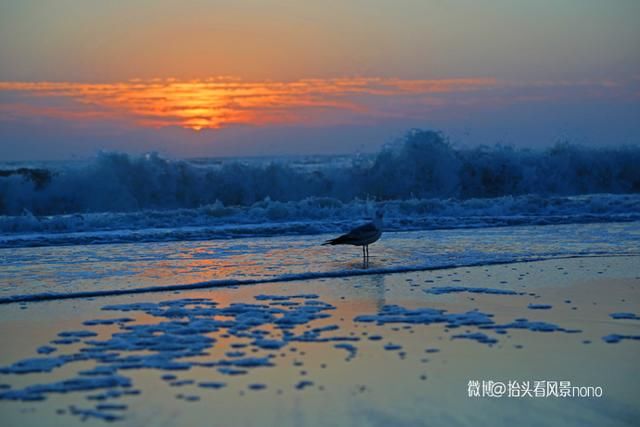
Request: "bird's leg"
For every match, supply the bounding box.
[365,245,369,267]
[362,246,365,263]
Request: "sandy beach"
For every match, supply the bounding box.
[1,255,638,427]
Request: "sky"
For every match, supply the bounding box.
[0,0,639,161]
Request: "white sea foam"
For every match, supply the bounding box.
[1,130,639,248]
[1,194,639,248]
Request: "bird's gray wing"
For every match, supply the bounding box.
[335,222,379,244]
[323,222,380,245]
[345,222,378,238]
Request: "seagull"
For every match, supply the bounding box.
[323,209,384,264]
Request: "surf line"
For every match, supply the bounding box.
[1,254,634,305]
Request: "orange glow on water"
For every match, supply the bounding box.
[0,77,498,131]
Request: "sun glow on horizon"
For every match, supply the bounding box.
[0,77,501,131]
[0,76,633,135]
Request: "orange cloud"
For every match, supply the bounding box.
[2,76,629,131]
[0,77,498,130]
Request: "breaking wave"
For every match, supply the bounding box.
[1,129,639,246]
[2,193,640,248]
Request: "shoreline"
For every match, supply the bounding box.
[2,254,639,305]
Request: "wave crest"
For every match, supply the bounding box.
[1,130,639,216]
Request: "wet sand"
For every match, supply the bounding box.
[0,256,639,427]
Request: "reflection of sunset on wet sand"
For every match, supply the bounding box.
[1,257,638,426]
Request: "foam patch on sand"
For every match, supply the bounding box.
[354,305,582,346]
[527,304,553,310]
[609,312,640,320]
[451,332,498,345]
[602,334,640,343]
[354,305,495,327]
[0,294,358,421]
[0,291,602,422]
[424,287,523,295]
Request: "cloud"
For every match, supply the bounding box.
[0,77,498,131]
[0,76,634,132]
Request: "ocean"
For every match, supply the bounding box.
[1,130,639,301]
